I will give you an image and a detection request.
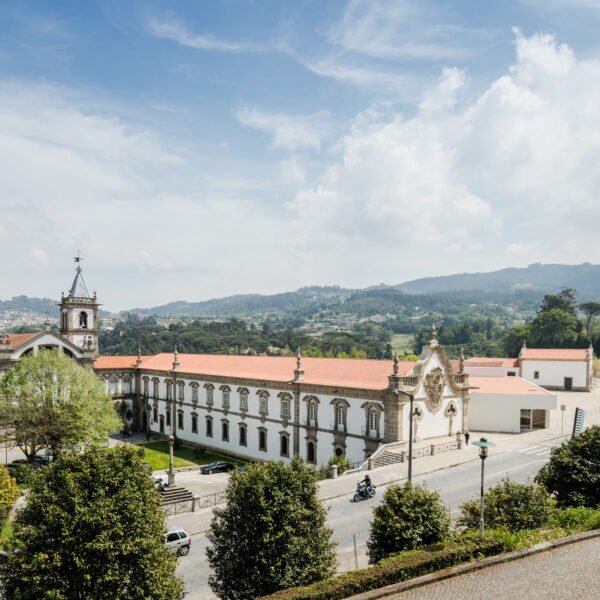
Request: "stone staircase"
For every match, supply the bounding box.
[160,486,194,506]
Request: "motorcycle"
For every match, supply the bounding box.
[353,481,376,502]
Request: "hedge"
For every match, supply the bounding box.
[260,535,505,600]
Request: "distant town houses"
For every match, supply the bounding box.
[0,262,594,467]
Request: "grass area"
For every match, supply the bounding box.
[0,520,13,550]
[136,441,247,471]
[391,333,415,356]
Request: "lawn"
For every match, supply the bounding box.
[391,333,415,356]
[136,441,247,471]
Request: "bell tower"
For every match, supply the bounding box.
[59,254,100,359]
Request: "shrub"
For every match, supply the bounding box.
[206,457,336,599]
[536,426,600,508]
[367,482,450,563]
[549,507,600,531]
[317,455,353,479]
[137,447,146,458]
[11,464,36,487]
[260,536,505,600]
[0,465,19,529]
[173,438,183,451]
[458,479,555,531]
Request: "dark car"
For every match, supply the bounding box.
[200,461,234,475]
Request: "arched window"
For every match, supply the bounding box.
[123,377,132,394]
[280,433,289,457]
[281,398,289,419]
[191,414,198,434]
[153,378,159,398]
[239,424,247,446]
[221,387,230,410]
[191,383,199,404]
[335,447,344,458]
[109,377,118,395]
[239,389,249,411]
[335,406,345,431]
[206,416,213,438]
[177,410,184,430]
[307,441,316,464]
[257,391,269,416]
[222,420,229,442]
[79,311,88,329]
[368,410,378,437]
[166,380,173,401]
[206,385,214,406]
[166,408,171,428]
[258,429,267,452]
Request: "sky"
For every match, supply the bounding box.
[1,0,600,310]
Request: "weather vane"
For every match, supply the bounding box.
[74,250,83,264]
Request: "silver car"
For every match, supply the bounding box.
[165,527,192,556]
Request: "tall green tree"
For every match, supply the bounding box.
[539,288,578,315]
[579,302,600,338]
[206,457,336,599]
[530,308,580,348]
[503,324,532,357]
[1,446,183,600]
[367,482,450,563]
[0,349,120,461]
[536,426,600,508]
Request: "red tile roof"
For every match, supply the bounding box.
[94,356,138,370]
[465,357,519,368]
[95,353,415,391]
[470,376,553,396]
[3,332,40,350]
[521,348,590,361]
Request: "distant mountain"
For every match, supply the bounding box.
[132,286,355,317]
[394,263,600,295]
[0,295,57,315]
[132,263,600,317]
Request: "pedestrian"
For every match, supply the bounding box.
[464,431,470,446]
[456,430,462,444]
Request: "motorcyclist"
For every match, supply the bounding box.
[359,474,372,495]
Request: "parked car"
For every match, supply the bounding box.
[165,526,191,556]
[7,459,43,471]
[200,461,234,474]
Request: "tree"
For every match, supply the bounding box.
[458,479,555,531]
[539,288,578,315]
[0,349,120,461]
[0,463,19,529]
[579,302,600,338]
[530,308,580,348]
[536,426,600,508]
[503,324,532,357]
[1,446,183,600]
[367,482,450,563]
[206,457,336,599]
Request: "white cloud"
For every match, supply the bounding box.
[236,107,331,151]
[147,14,260,52]
[29,248,48,265]
[279,156,306,185]
[287,29,600,283]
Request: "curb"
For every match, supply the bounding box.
[345,528,600,600]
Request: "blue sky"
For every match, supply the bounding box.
[1,0,600,309]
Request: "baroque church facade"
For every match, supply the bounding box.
[1,263,471,466]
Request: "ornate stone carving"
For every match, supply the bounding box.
[423,367,445,412]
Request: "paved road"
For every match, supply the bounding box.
[178,436,567,598]
[391,536,600,599]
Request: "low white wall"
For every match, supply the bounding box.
[521,360,589,389]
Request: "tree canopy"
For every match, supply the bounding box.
[367,482,450,563]
[0,349,120,461]
[0,463,19,530]
[536,426,600,508]
[1,446,183,600]
[206,457,336,599]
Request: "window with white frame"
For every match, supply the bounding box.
[123,377,132,394]
[191,384,199,403]
[368,410,378,438]
[281,397,290,419]
[178,382,185,402]
[335,405,345,431]
[206,385,214,406]
[143,377,149,398]
[239,389,248,411]
[166,380,173,401]
[308,398,317,426]
[109,378,118,395]
[222,387,230,409]
[153,379,159,398]
[259,394,268,415]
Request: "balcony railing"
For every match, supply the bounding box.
[361,427,381,440]
[398,376,419,387]
[303,418,318,429]
[454,373,469,385]
[330,421,346,433]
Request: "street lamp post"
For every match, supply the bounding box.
[471,437,496,539]
[167,348,179,488]
[397,390,415,483]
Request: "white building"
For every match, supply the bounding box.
[95,333,471,467]
[469,376,557,433]
[519,345,594,391]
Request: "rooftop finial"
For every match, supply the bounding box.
[393,352,399,375]
[173,346,180,370]
[459,346,465,373]
[430,322,437,342]
[296,346,302,371]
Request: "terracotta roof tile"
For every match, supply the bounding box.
[95,353,415,391]
[521,348,590,361]
[2,332,40,350]
[470,376,553,396]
